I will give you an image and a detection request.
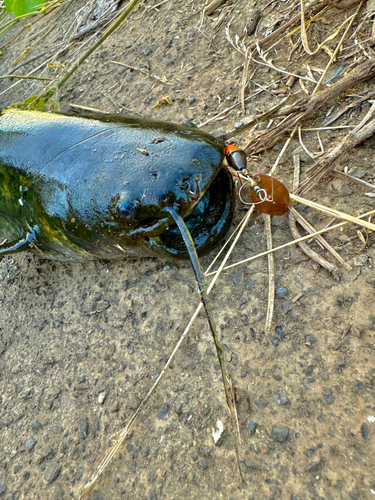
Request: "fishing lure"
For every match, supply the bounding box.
[224,143,290,216]
[0,109,235,261]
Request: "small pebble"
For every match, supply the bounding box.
[157,405,168,420]
[44,464,61,484]
[31,421,43,432]
[281,302,291,313]
[305,335,317,348]
[234,121,243,129]
[25,438,36,451]
[77,418,88,439]
[248,421,258,435]
[269,335,280,346]
[306,461,321,473]
[273,391,289,405]
[305,448,316,457]
[323,387,335,405]
[188,96,196,105]
[98,391,107,404]
[306,365,314,376]
[241,314,249,326]
[143,47,153,56]
[94,300,110,313]
[275,287,288,297]
[201,403,210,416]
[271,427,289,443]
[336,358,346,368]
[275,326,285,338]
[361,423,370,440]
[254,396,269,408]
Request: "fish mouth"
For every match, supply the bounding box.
[155,166,234,257]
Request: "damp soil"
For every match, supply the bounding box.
[0,1,375,499]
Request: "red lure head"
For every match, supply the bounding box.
[224,143,247,172]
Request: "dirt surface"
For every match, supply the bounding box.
[0,1,375,499]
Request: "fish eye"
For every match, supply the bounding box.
[116,201,136,219]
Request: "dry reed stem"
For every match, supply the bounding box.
[300,0,361,58]
[311,0,364,95]
[0,74,53,81]
[299,102,375,193]
[291,193,375,231]
[331,170,375,191]
[204,0,229,16]
[288,157,343,273]
[324,89,375,126]
[245,58,375,154]
[197,81,280,128]
[207,209,375,275]
[288,209,337,272]
[110,60,172,85]
[293,154,301,193]
[290,206,352,270]
[264,214,275,332]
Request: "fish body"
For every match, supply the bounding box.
[0,110,234,261]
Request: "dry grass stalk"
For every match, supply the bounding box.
[270,124,299,175]
[324,89,375,126]
[0,74,53,81]
[224,96,290,140]
[204,0,229,16]
[288,156,343,273]
[331,170,375,191]
[248,0,362,54]
[69,103,108,114]
[290,206,352,270]
[288,209,338,272]
[300,0,362,59]
[263,214,275,332]
[290,193,375,231]
[299,102,375,193]
[110,60,172,85]
[245,58,375,155]
[207,209,375,275]
[311,0,364,95]
[293,154,301,193]
[197,81,280,128]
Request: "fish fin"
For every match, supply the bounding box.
[0,229,37,255]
